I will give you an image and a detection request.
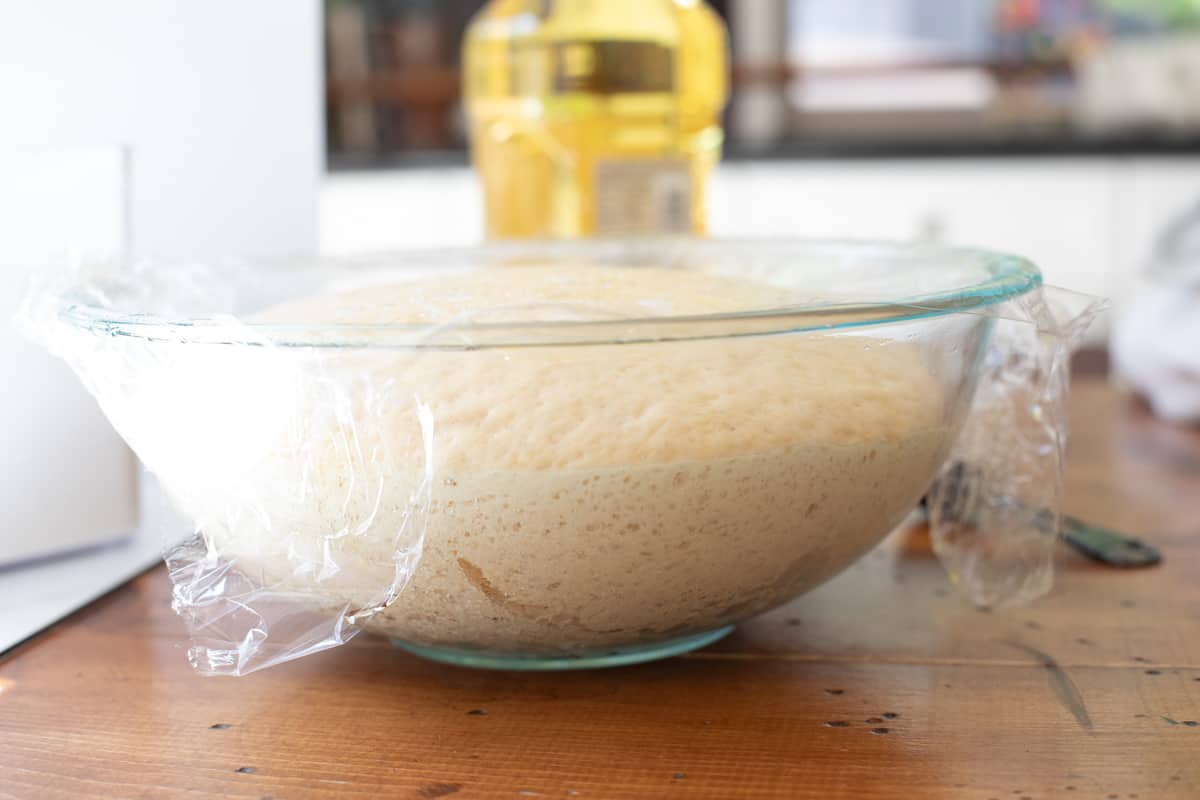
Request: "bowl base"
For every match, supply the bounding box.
[390,625,735,671]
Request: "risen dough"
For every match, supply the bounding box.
[190,265,952,655]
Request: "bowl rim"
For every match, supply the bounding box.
[58,237,1042,349]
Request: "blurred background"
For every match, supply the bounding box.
[319,0,1200,319]
[325,0,1200,161]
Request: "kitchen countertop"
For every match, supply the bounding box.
[2,378,1198,799]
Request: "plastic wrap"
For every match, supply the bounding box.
[19,260,436,675]
[17,248,1101,675]
[927,286,1105,608]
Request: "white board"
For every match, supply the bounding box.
[0,146,138,567]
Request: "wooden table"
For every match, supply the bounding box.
[3,379,1199,799]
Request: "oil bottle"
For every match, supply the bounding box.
[463,0,728,239]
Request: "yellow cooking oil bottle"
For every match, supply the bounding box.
[463,0,728,239]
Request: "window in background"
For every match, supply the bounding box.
[786,0,1000,132]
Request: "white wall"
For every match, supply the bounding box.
[0,0,322,259]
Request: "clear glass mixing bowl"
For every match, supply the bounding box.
[50,239,1040,670]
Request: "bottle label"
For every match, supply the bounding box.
[594,159,692,235]
[553,41,673,95]
[508,40,674,96]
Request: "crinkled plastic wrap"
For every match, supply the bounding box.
[19,260,437,675]
[17,251,1101,676]
[927,286,1105,608]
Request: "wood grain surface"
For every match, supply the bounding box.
[2,379,1199,800]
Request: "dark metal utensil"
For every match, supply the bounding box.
[921,461,1161,568]
[1056,516,1161,567]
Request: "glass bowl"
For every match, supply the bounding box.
[49,239,1040,670]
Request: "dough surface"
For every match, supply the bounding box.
[177,265,953,655]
